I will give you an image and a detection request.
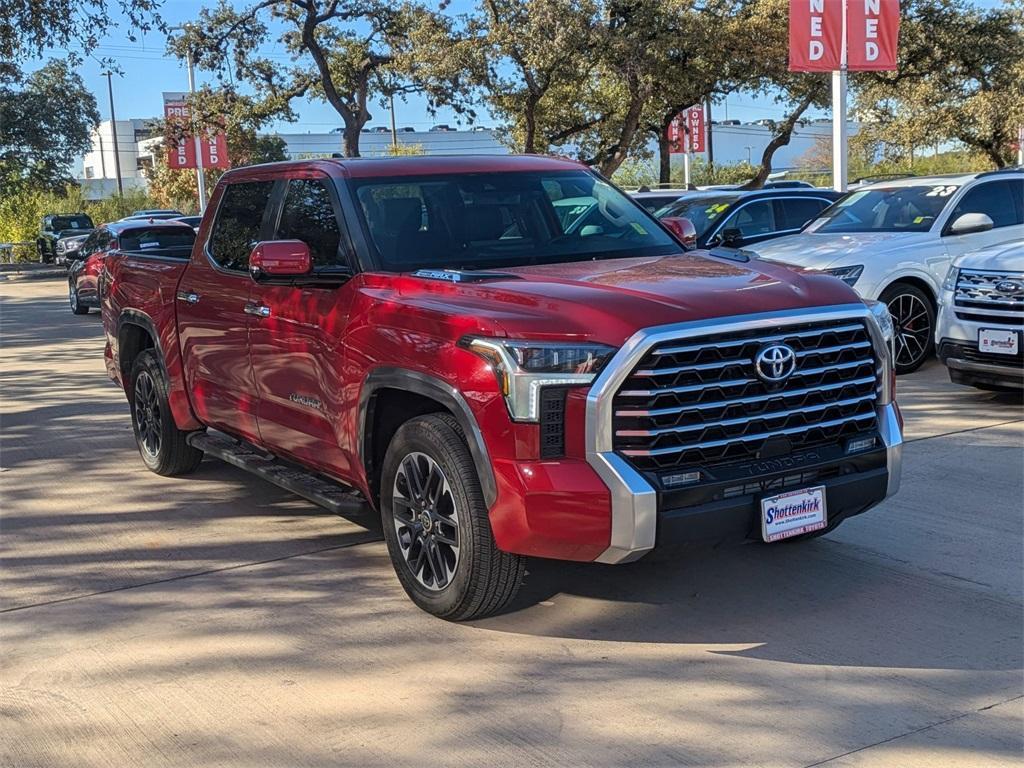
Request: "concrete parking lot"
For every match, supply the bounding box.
[2,277,1022,767]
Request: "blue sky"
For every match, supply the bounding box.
[31,0,1005,136]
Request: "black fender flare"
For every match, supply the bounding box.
[117,310,169,382]
[358,367,498,509]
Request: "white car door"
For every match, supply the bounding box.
[940,179,1024,279]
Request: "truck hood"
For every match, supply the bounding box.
[388,252,859,346]
[750,231,935,270]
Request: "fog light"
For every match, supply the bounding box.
[846,436,877,454]
[663,471,701,488]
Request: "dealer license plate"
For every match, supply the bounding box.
[761,486,827,543]
[978,328,1019,356]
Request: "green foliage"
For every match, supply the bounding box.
[384,142,426,156]
[0,59,100,195]
[0,187,159,247]
[854,0,1024,167]
[1,0,162,63]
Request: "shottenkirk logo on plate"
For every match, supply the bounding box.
[764,495,821,525]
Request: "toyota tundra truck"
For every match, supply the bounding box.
[100,155,903,620]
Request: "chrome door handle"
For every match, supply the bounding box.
[176,290,200,305]
[243,303,272,318]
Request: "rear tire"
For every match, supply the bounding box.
[881,283,934,375]
[69,280,89,315]
[380,413,525,621]
[129,350,203,476]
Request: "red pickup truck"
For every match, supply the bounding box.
[100,155,903,620]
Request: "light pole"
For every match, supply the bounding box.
[103,70,124,196]
[171,24,208,212]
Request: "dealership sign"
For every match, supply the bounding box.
[163,92,230,170]
[789,0,899,72]
[668,106,706,154]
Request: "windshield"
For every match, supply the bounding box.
[809,185,960,233]
[654,195,740,237]
[118,226,196,259]
[52,215,93,231]
[350,170,680,271]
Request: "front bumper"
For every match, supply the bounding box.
[584,304,902,564]
[938,339,1024,390]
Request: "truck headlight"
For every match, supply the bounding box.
[460,337,617,422]
[942,266,959,291]
[56,240,68,253]
[865,299,894,345]
[823,264,864,287]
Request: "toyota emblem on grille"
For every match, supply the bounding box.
[994,279,1024,296]
[755,343,797,383]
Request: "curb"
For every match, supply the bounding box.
[0,269,68,282]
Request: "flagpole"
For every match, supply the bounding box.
[832,0,849,192]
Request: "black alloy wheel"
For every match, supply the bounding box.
[882,284,935,375]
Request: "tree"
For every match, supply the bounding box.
[854,0,1024,168]
[1,0,162,65]
[0,59,99,195]
[729,0,829,190]
[171,0,426,158]
[148,94,289,211]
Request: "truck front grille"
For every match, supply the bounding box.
[612,318,880,473]
[954,269,1024,316]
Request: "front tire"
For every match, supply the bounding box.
[881,283,935,375]
[380,413,525,621]
[129,350,203,476]
[69,280,89,315]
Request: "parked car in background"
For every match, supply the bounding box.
[653,188,841,250]
[54,233,91,266]
[37,213,94,263]
[68,219,195,315]
[629,188,689,213]
[172,215,202,232]
[749,169,1024,374]
[131,209,185,218]
[121,211,185,221]
[100,154,900,620]
[936,241,1024,391]
[763,180,815,189]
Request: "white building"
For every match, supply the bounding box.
[75,118,855,197]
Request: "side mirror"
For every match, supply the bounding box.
[720,228,744,247]
[661,216,697,248]
[249,240,311,279]
[948,212,994,236]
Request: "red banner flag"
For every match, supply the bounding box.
[687,106,705,153]
[847,0,900,71]
[668,114,686,154]
[789,0,843,72]
[163,91,230,170]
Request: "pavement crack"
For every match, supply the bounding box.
[803,694,1024,767]
[0,535,383,614]
[905,417,1024,444]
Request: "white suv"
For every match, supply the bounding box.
[936,241,1024,391]
[750,169,1024,373]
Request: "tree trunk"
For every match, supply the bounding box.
[597,84,649,177]
[657,127,671,184]
[343,122,362,158]
[523,93,541,154]
[739,95,814,190]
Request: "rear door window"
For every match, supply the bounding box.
[209,180,275,271]
[777,198,831,231]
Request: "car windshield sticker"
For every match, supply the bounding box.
[925,185,958,197]
[630,222,648,235]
